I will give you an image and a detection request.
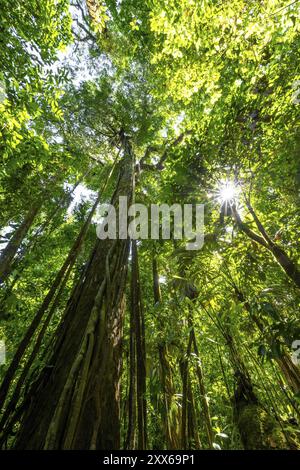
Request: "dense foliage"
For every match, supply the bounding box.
[0,0,300,450]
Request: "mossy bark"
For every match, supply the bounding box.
[236,402,288,449]
[12,133,134,449]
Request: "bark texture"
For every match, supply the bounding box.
[12,133,134,449]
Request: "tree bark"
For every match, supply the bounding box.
[12,133,134,450]
[0,192,101,414]
[225,329,289,449]
[158,344,181,450]
[125,294,137,450]
[131,240,147,450]
[180,333,193,449]
[187,378,201,449]
[153,257,181,449]
[190,328,214,448]
[0,203,41,283]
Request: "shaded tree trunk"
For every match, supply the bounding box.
[0,192,102,417]
[225,329,289,449]
[184,296,213,448]
[180,333,193,449]
[0,203,41,283]
[153,257,181,449]
[129,239,147,450]
[125,295,137,450]
[233,371,288,449]
[190,327,214,448]
[180,358,202,449]
[11,133,134,449]
[158,344,181,450]
[187,378,201,449]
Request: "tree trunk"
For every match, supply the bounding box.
[0,262,73,446]
[125,295,137,450]
[276,355,300,394]
[225,329,289,449]
[158,344,181,450]
[130,239,147,450]
[153,257,181,449]
[0,192,101,415]
[233,372,288,449]
[12,133,134,449]
[0,203,41,282]
[187,378,201,449]
[180,333,193,449]
[152,258,161,304]
[190,328,214,448]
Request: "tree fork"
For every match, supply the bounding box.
[232,203,300,289]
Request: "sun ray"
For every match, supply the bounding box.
[216,180,239,204]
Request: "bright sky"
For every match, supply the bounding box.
[66,183,97,216]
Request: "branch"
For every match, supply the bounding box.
[231,204,269,249]
[271,0,300,16]
[73,0,90,25]
[244,197,273,247]
[159,131,192,168]
[139,145,160,167]
[71,28,94,43]
[74,19,97,42]
[89,155,104,165]
[139,130,192,172]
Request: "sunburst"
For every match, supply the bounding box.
[217,180,237,204]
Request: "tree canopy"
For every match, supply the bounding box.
[0,0,300,452]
